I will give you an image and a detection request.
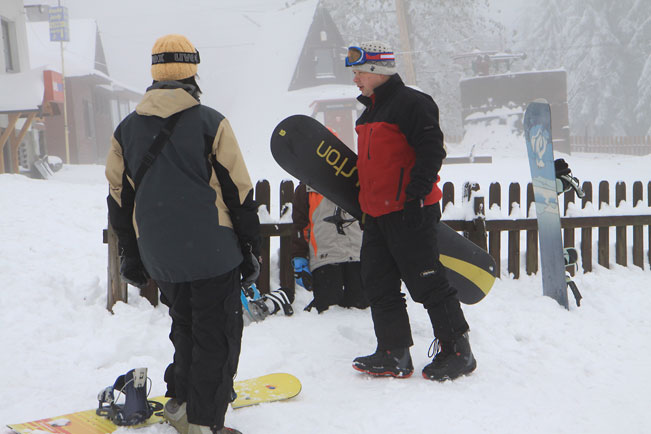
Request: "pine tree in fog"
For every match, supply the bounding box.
[320,0,502,136]
[515,0,650,136]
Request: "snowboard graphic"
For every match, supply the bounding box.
[8,373,301,434]
[230,372,301,409]
[270,115,496,305]
[524,100,569,308]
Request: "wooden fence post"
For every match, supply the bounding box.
[462,181,477,240]
[107,223,127,312]
[526,183,538,275]
[442,182,454,213]
[255,180,271,293]
[464,182,487,250]
[598,181,610,269]
[508,183,520,278]
[632,181,643,269]
[471,194,487,251]
[581,182,593,273]
[138,281,159,307]
[615,182,627,266]
[489,183,501,276]
[279,180,295,290]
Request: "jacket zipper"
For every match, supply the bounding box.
[395,168,404,201]
[367,127,373,159]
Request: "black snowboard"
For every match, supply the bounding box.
[270,115,496,305]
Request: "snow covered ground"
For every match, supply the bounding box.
[1,143,650,433]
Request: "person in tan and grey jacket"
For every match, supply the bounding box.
[105,34,257,434]
[291,181,369,313]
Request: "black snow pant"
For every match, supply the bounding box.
[156,268,243,429]
[360,203,469,350]
[311,262,369,312]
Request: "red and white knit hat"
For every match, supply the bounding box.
[350,40,396,75]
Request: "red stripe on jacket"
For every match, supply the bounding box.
[355,121,442,217]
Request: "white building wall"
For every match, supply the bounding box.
[1,0,32,130]
[0,0,31,74]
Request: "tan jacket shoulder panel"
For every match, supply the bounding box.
[135,88,199,118]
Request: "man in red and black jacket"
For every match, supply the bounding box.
[346,41,477,381]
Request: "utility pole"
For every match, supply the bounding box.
[395,0,416,85]
[49,2,70,164]
[58,1,70,164]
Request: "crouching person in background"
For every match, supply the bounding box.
[105,34,260,434]
[291,181,369,313]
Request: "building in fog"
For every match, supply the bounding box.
[25,3,142,165]
[0,0,42,175]
[0,2,142,175]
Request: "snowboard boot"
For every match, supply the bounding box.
[163,398,188,434]
[422,332,477,381]
[188,423,242,434]
[352,347,413,378]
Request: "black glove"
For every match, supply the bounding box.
[403,198,425,229]
[405,176,435,200]
[240,244,261,289]
[554,158,571,178]
[119,255,149,289]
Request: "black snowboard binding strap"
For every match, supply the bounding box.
[96,368,163,426]
[557,174,586,198]
[567,278,583,307]
[554,158,585,198]
[563,248,583,307]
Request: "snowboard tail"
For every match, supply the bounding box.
[270,115,496,305]
[8,373,301,434]
[230,372,301,409]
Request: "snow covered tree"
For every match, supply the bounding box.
[320,0,502,136]
[515,0,650,136]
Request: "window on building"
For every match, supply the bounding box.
[314,48,335,79]
[119,100,129,119]
[93,89,109,115]
[2,18,15,72]
[83,100,95,138]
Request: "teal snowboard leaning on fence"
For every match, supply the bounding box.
[270,114,497,305]
[524,100,583,308]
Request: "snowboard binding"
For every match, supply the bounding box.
[241,283,270,323]
[555,158,585,198]
[96,367,162,426]
[563,247,583,307]
[555,159,585,307]
[241,284,294,324]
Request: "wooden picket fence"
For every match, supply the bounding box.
[104,178,651,312]
[441,180,651,279]
[570,136,651,155]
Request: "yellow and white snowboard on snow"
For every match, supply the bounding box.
[8,373,301,434]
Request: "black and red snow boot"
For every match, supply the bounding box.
[352,347,414,378]
[422,332,476,381]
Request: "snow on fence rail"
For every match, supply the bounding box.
[442,180,651,279]
[570,136,651,155]
[103,179,651,312]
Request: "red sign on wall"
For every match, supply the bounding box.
[43,70,64,103]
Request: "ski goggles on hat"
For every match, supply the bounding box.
[345,46,395,67]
